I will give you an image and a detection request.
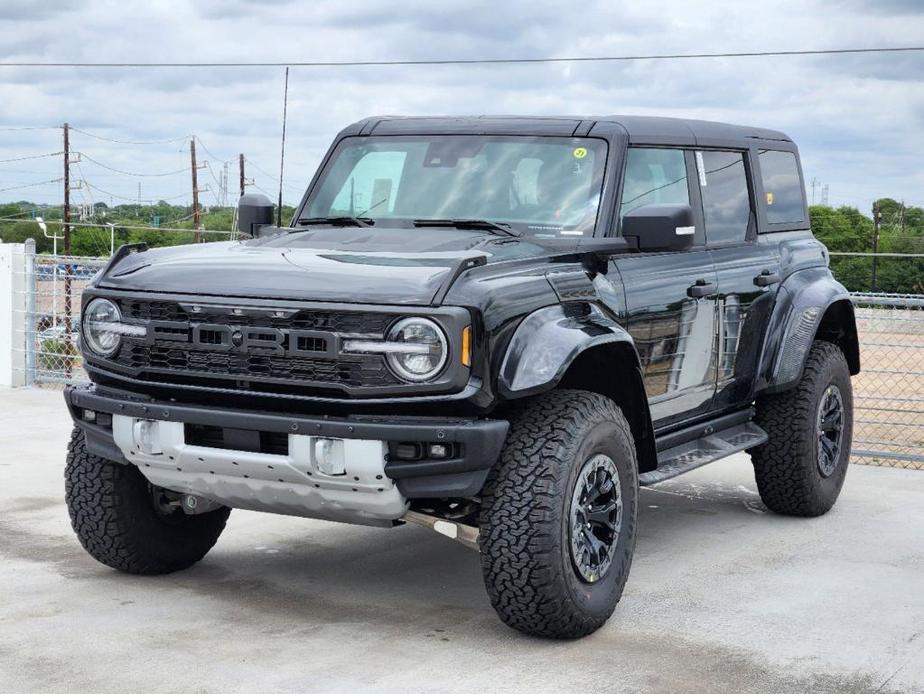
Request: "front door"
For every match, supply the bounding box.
[613,147,719,428]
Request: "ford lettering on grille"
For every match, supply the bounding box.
[145,320,335,357]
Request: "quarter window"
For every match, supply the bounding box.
[697,151,751,244]
[758,150,805,224]
[619,148,689,221]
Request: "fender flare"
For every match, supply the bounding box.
[497,303,640,398]
[759,267,860,392]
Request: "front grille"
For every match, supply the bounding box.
[114,344,399,388]
[109,299,402,393]
[120,299,393,334]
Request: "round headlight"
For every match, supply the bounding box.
[385,317,448,382]
[82,298,122,357]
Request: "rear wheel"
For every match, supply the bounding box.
[752,341,853,517]
[65,427,230,574]
[479,390,638,638]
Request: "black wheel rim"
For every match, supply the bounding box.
[816,385,845,478]
[569,454,622,583]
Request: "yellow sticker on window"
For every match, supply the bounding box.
[573,147,587,159]
[766,192,774,205]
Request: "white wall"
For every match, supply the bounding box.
[0,243,26,387]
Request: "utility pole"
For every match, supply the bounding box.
[239,154,245,197]
[872,203,881,292]
[810,177,819,206]
[63,122,73,375]
[190,137,201,242]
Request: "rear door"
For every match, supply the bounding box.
[614,147,719,428]
[696,149,781,410]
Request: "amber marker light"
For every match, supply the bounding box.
[461,326,472,367]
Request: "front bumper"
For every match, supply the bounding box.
[65,385,508,501]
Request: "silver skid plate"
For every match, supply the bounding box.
[112,415,408,526]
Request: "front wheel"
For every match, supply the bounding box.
[479,390,638,638]
[752,340,854,517]
[65,427,230,574]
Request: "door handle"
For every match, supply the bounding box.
[687,279,717,298]
[754,270,781,287]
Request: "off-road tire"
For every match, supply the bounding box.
[65,427,230,574]
[752,341,853,517]
[479,390,638,639]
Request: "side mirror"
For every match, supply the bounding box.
[237,192,274,237]
[622,204,695,252]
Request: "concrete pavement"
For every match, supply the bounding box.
[1,386,923,693]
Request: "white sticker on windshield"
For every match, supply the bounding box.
[695,151,707,187]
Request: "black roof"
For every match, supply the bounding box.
[344,115,793,149]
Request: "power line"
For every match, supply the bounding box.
[82,179,189,202]
[193,136,234,165]
[0,125,61,132]
[0,152,63,164]
[1,46,922,68]
[68,126,190,145]
[79,151,190,177]
[0,178,63,193]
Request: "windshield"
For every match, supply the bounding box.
[301,135,608,237]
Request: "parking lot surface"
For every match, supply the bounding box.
[1,387,923,693]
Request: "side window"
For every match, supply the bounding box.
[619,148,689,221]
[330,151,407,215]
[758,150,805,224]
[697,151,751,244]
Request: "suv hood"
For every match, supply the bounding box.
[97,226,546,305]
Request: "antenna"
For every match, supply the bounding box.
[277,66,289,227]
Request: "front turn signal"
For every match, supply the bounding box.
[461,326,472,367]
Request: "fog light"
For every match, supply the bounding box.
[428,443,451,459]
[82,409,96,423]
[132,419,162,455]
[314,437,346,476]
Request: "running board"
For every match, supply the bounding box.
[639,422,768,486]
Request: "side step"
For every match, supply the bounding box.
[639,421,768,486]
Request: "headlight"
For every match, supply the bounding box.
[342,317,449,383]
[81,298,145,357]
[385,318,448,382]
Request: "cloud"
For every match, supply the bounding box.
[0,0,921,210]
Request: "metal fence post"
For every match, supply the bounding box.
[0,242,27,387]
[24,238,36,386]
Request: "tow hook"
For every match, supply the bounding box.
[403,510,480,551]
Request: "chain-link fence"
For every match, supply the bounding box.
[13,242,108,384]
[10,242,924,469]
[849,292,924,469]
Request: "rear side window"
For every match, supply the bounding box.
[758,150,805,224]
[697,151,751,244]
[619,148,689,220]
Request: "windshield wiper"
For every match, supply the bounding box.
[412,218,519,237]
[297,216,374,228]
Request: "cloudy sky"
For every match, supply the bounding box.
[0,0,922,214]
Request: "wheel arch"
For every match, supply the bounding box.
[496,303,657,473]
[759,267,860,394]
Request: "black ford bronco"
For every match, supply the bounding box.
[64,115,860,638]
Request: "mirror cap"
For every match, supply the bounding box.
[237,192,274,236]
[623,204,695,252]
